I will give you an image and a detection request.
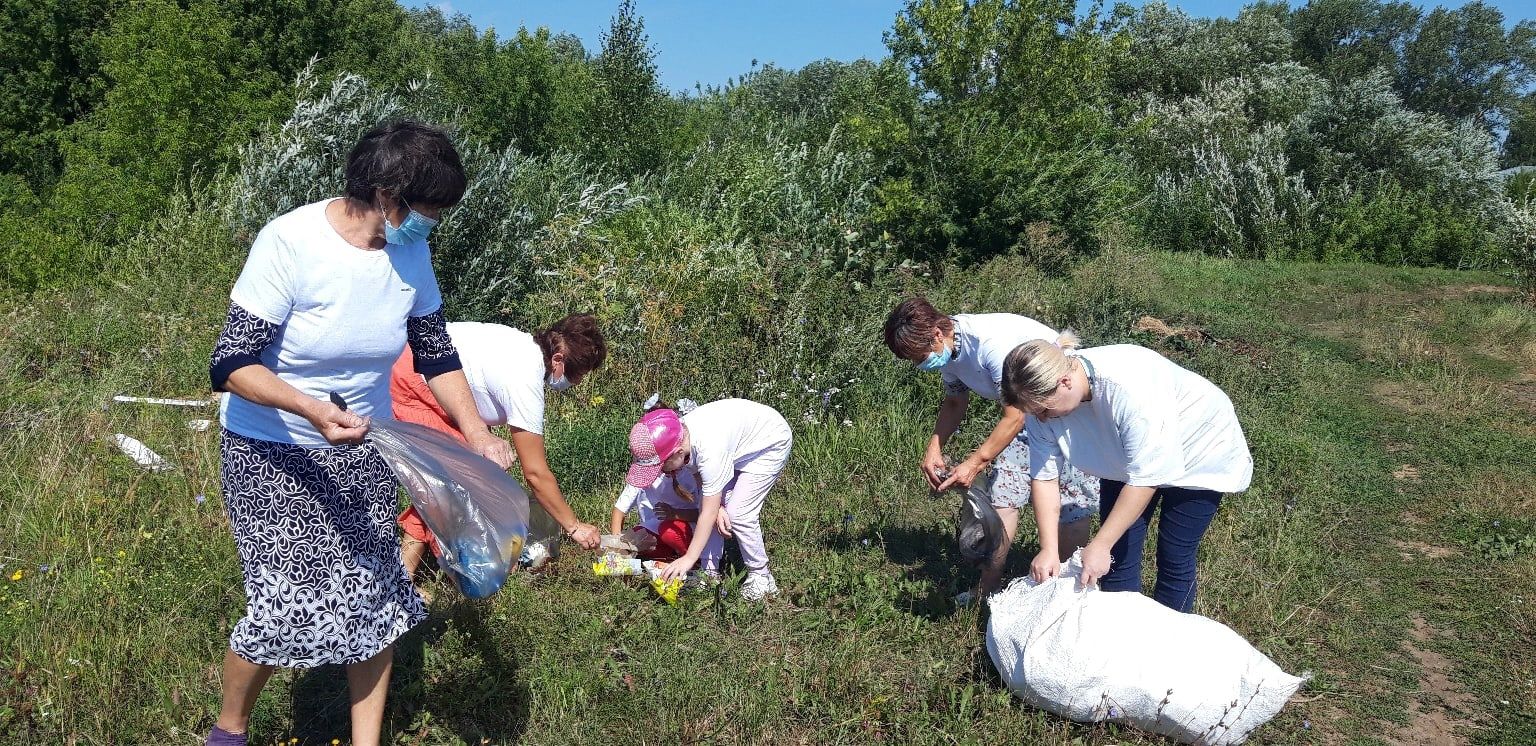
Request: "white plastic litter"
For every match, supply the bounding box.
[186,419,214,432]
[519,542,550,570]
[524,502,562,568]
[986,553,1305,745]
[112,395,215,407]
[111,434,174,472]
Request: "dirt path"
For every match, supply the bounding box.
[1295,280,1532,744]
[1148,269,1535,744]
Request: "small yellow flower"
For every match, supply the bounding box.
[590,395,606,407]
[8,569,21,581]
[332,740,341,745]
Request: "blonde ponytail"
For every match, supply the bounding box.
[1001,330,1081,407]
[672,475,697,503]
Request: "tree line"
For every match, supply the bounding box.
[2,0,1534,291]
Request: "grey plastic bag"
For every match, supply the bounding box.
[956,470,1005,565]
[368,418,532,599]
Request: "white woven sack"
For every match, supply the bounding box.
[986,553,1305,745]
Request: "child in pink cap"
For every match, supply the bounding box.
[626,398,793,600]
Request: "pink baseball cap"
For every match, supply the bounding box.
[626,408,685,487]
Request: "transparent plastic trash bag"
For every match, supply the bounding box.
[956,470,1005,565]
[368,418,531,599]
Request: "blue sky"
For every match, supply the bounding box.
[411,1,1534,94]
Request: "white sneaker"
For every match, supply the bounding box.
[740,573,779,601]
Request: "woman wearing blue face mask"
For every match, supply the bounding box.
[883,298,1100,594]
[390,315,609,595]
[205,121,510,746]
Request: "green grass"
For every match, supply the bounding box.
[2,253,1534,744]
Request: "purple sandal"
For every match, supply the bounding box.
[205,725,248,746]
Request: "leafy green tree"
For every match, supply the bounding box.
[0,0,119,200]
[50,0,277,241]
[224,0,416,85]
[422,18,595,155]
[881,0,1125,266]
[1110,2,1293,99]
[1288,0,1421,83]
[1398,2,1536,129]
[1506,93,1536,167]
[703,59,916,158]
[587,0,670,175]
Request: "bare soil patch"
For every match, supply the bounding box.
[1387,616,1478,746]
[1437,284,1518,300]
[1390,539,1457,560]
[1371,382,1437,415]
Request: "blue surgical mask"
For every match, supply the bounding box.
[547,373,573,391]
[382,200,438,245]
[916,344,953,372]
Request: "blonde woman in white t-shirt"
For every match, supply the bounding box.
[883,298,1101,594]
[1001,333,1253,613]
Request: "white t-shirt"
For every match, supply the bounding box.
[614,472,701,533]
[220,199,443,445]
[1027,345,1252,493]
[682,399,793,496]
[940,313,1059,402]
[448,322,546,434]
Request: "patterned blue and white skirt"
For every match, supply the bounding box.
[989,431,1101,524]
[219,429,425,668]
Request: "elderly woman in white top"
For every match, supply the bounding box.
[883,298,1100,593]
[204,121,513,746]
[1001,332,1253,612]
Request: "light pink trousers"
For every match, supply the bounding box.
[699,470,780,577]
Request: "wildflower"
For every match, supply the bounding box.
[1108,706,1119,718]
[38,565,49,573]
[332,740,341,745]
[8,569,21,581]
[1302,720,1311,730]
[195,494,206,505]
[842,419,853,427]
[590,395,606,407]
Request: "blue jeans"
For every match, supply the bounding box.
[1098,480,1222,613]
